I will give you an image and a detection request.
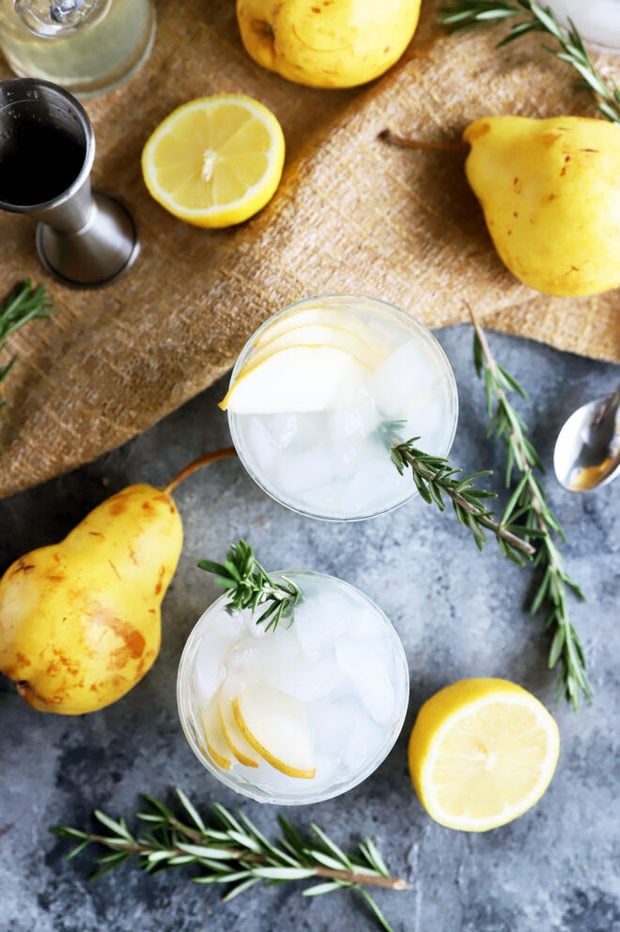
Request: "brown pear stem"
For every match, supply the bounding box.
[379,127,468,154]
[163,446,237,495]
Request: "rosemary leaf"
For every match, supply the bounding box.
[470,310,593,708]
[0,279,55,407]
[304,881,350,896]
[52,789,408,932]
[390,437,534,563]
[439,0,620,124]
[197,539,302,631]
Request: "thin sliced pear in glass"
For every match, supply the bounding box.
[218,689,260,767]
[200,697,233,770]
[220,344,371,414]
[232,683,316,779]
[248,323,385,371]
[252,306,382,355]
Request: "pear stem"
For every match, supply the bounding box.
[378,128,468,154]
[163,446,237,495]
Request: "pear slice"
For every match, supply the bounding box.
[219,344,370,414]
[232,683,316,779]
[249,323,382,371]
[218,692,260,767]
[200,698,233,770]
[253,306,379,350]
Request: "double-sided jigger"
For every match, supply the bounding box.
[0,77,139,287]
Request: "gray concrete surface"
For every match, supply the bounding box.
[1,323,619,932]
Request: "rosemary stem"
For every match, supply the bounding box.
[78,833,410,890]
[471,316,551,529]
[399,448,535,556]
[469,307,593,707]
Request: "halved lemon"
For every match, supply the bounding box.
[219,344,370,414]
[408,678,560,832]
[141,93,285,228]
[232,683,316,779]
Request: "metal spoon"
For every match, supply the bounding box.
[553,385,620,492]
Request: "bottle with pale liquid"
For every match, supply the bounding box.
[0,0,156,98]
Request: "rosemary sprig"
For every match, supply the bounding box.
[439,1,620,124]
[197,538,302,632]
[52,789,408,932]
[390,438,536,563]
[0,279,54,407]
[471,312,593,708]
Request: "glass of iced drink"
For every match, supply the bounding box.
[544,0,620,52]
[177,570,409,805]
[222,294,458,521]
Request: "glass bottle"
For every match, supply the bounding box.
[0,0,156,98]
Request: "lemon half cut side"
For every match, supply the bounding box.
[408,678,560,832]
[141,93,285,228]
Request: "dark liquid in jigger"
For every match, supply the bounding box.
[0,120,85,207]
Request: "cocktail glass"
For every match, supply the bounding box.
[226,294,458,521]
[544,0,620,52]
[177,570,409,805]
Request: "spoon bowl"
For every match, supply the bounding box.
[553,386,620,492]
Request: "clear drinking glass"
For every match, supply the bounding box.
[226,294,459,521]
[544,0,620,51]
[0,0,156,98]
[177,570,410,805]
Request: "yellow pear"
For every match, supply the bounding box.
[0,485,182,714]
[0,447,235,715]
[236,0,421,89]
[463,115,620,297]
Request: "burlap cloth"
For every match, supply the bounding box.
[1,0,619,499]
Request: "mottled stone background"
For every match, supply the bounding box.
[1,325,619,931]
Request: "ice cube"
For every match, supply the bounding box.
[293,589,352,660]
[329,435,407,516]
[325,395,379,481]
[334,637,396,725]
[267,651,341,703]
[312,699,357,758]
[367,338,441,419]
[269,445,335,495]
[192,609,245,703]
[340,714,386,775]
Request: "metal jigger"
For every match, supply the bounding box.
[0,77,139,287]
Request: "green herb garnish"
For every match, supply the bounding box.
[0,279,55,407]
[53,789,408,932]
[471,311,593,709]
[439,0,620,124]
[198,538,302,631]
[390,438,536,563]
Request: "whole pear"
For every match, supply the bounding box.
[0,484,182,714]
[463,115,620,297]
[236,0,421,89]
